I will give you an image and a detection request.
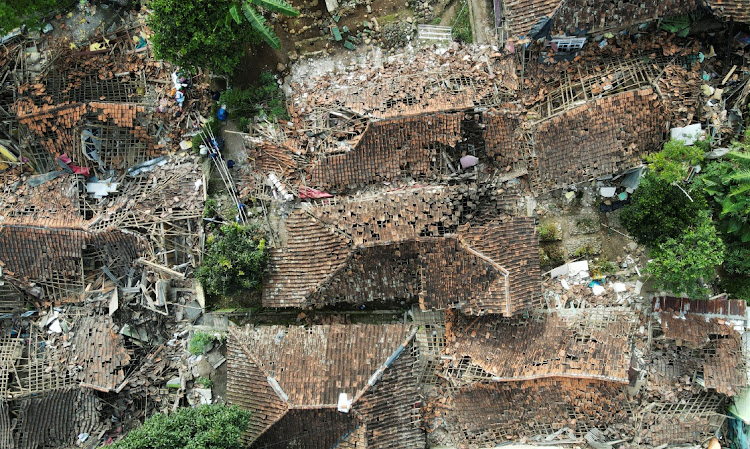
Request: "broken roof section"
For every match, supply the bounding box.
[0,171,87,229]
[702,0,750,23]
[651,311,747,397]
[444,308,636,383]
[0,153,205,270]
[0,386,103,449]
[534,88,666,189]
[0,225,144,304]
[226,323,425,448]
[289,47,519,122]
[263,185,540,316]
[12,25,168,175]
[442,378,630,447]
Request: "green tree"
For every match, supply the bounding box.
[620,175,709,246]
[109,404,250,449]
[0,0,56,33]
[148,0,260,74]
[196,224,268,296]
[646,216,725,298]
[228,0,299,50]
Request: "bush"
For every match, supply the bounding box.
[573,244,596,259]
[646,138,704,184]
[538,223,560,242]
[196,224,268,296]
[723,238,750,275]
[697,150,750,243]
[720,275,750,303]
[189,331,224,355]
[451,2,472,43]
[203,199,218,218]
[621,175,708,246]
[220,72,288,129]
[646,216,725,298]
[109,404,250,449]
[196,377,214,389]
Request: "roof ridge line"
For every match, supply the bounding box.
[351,327,417,406]
[456,237,511,315]
[228,325,291,406]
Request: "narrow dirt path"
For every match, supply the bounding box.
[468,0,493,44]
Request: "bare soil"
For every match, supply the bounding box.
[233,0,413,87]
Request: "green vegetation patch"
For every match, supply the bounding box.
[196,223,268,297]
[109,404,250,449]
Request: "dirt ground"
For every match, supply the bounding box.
[233,0,411,87]
[468,0,494,43]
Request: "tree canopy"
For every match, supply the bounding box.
[0,0,57,33]
[645,214,725,298]
[109,404,250,449]
[620,175,709,247]
[148,0,260,74]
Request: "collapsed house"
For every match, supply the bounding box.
[0,14,214,448]
[247,42,701,314]
[415,286,749,448]
[226,323,425,448]
[263,184,541,315]
[0,152,204,311]
[232,36,750,447]
[496,0,750,41]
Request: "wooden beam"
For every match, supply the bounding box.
[136,258,186,280]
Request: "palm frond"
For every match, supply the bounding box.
[229,4,243,24]
[727,169,750,184]
[242,2,281,49]
[727,151,750,165]
[252,0,300,16]
[727,182,750,198]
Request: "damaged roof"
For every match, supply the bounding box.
[442,378,630,447]
[263,186,540,315]
[226,323,425,448]
[444,308,635,383]
[652,312,747,396]
[0,225,144,303]
[534,89,666,189]
[289,48,518,121]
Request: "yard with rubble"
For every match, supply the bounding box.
[1,0,750,448]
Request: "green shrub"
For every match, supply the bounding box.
[646,216,725,298]
[196,377,214,389]
[646,138,704,184]
[203,199,219,219]
[621,175,709,246]
[592,259,618,276]
[539,245,565,267]
[220,72,288,126]
[697,149,750,243]
[109,404,250,449]
[721,275,750,303]
[573,244,596,259]
[0,0,57,33]
[451,2,472,43]
[538,223,560,242]
[196,223,268,296]
[189,331,224,355]
[723,238,750,275]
